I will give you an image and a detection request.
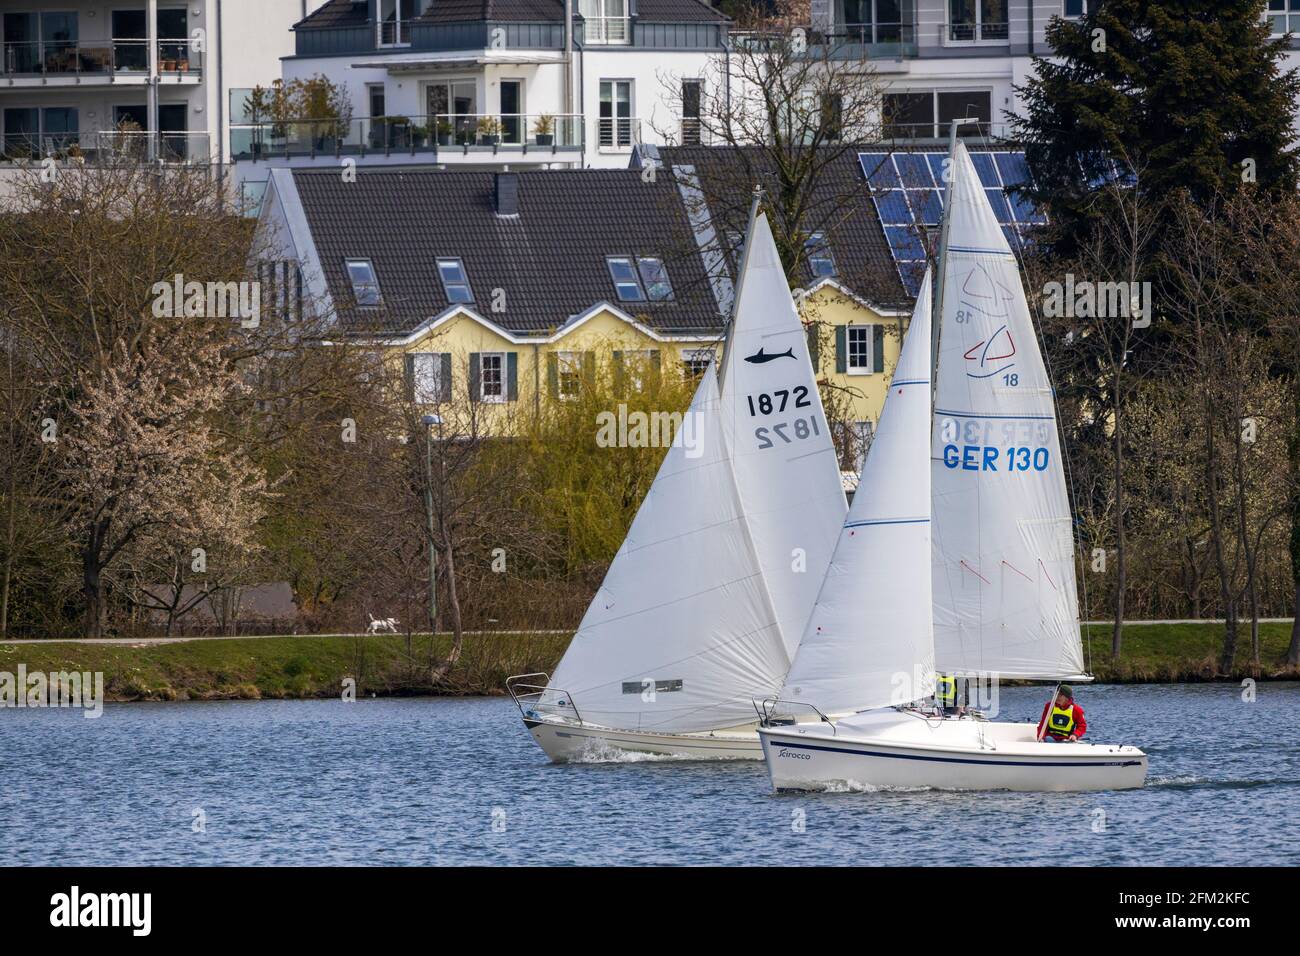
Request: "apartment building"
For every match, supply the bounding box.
[227,0,726,175]
[0,0,303,168]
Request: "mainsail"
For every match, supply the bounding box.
[718,212,848,659]
[930,141,1086,680]
[547,366,789,733]
[780,271,935,714]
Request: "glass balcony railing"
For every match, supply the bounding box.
[947,19,1009,42]
[230,114,584,160]
[0,38,201,77]
[0,130,211,164]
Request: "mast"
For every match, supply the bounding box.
[717,185,763,392]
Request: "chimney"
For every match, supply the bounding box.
[495,171,519,217]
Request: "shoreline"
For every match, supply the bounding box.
[0,622,1295,703]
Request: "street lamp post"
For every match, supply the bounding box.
[421,414,442,636]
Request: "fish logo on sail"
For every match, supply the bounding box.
[963,324,1016,379]
[744,347,796,364]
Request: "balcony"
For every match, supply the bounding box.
[0,38,201,84]
[0,129,211,164]
[295,18,566,57]
[230,113,584,162]
[582,16,630,45]
[945,15,1009,44]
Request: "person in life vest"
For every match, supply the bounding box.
[1037,685,1086,742]
[935,674,962,716]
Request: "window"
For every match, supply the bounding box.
[884,92,933,139]
[378,0,417,46]
[345,259,381,307]
[368,84,386,119]
[479,352,505,402]
[949,0,1008,43]
[884,90,991,139]
[682,348,714,379]
[681,79,702,145]
[555,351,582,400]
[938,91,992,136]
[581,0,630,44]
[412,353,442,404]
[1267,1,1300,35]
[599,80,634,148]
[842,0,905,43]
[637,257,673,301]
[619,349,658,393]
[437,258,473,303]
[821,94,843,141]
[607,257,646,301]
[805,234,837,278]
[846,325,874,374]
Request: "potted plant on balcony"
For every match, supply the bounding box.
[436,120,454,146]
[476,116,502,147]
[410,123,430,148]
[533,114,555,147]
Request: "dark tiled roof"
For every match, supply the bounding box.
[656,145,910,310]
[295,0,368,30]
[637,0,727,22]
[292,168,727,335]
[417,0,565,23]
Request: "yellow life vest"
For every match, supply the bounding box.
[1046,704,1076,738]
[936,675,957,706]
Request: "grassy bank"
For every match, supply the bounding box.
[1083,621,1297,682]
[0,632,570,702]
[0,622,1294,702]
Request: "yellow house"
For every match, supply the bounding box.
[254,162,914,459]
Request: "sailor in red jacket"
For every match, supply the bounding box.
[1037,685,1086,742]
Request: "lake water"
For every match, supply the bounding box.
[2,683,1296,866]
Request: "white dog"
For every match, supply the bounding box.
[366,615,399,635]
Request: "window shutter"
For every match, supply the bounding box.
[612,350,625,398]
[547,352,559,398]
[506,351,518,401]
[805,322,820,373]
[872,325,885,373]
[650,349,662,375]
[834,325,846,374]
[581,351,596,387]
[404,353,416,401]
[439,353,452,402]
[468,352,481,402]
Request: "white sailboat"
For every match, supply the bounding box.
[508,207,847,761]
[758,135,1148,792]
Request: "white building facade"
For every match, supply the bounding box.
[0,0,303,166]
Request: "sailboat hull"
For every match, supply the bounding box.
[759,710,1147,792]
[522,715,762,762]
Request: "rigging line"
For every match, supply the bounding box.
[960,559,991,585]
[1002,559,1033,582]
[576,568,775,632]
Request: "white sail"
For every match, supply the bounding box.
[931,142,1086,680]
[781,271,935,714]
[547,366,789,733]
[718,212,848,659]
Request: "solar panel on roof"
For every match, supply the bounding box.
[858,150,1047,297]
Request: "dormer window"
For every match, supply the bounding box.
[346,258,382,307]
[581,0,630,44]
[805,234,837,278]
[437,258,473,303]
